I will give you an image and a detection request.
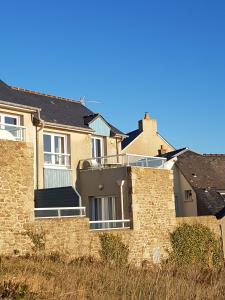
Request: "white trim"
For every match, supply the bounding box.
[0,100,40,113]
[44,122,94,133]
[156,132,175,150]
[91,136,104,158]
[43,132,70,167]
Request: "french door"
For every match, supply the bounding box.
[89,196,116,229]
[92,137,103,163]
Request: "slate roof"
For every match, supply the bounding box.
[0,80,124,136]
[174,150,225,218]
[121,129,141,149]
[159,148,188,160]
[121,127,175,150]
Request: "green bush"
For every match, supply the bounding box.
[170,223,223,268]
[99,233,129,265]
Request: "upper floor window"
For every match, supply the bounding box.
[43,132,70,167]
[92,137,104,159]
[0,113,25,141]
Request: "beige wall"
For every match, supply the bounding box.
[122,113,174,156]
[37,126,121,189]
[173,165,198,217]
[0,105,121,190]
[78,167,131,219]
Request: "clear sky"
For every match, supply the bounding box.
[0,0,225,153]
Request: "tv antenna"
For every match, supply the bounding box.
[80,96,102,106]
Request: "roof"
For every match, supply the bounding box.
[175,150,225,217]
[159,148,188,160]
[176,150,225,191]
[0,80,124,136]
[121,129,141,149]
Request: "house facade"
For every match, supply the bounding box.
[121,112,175,156]
[0,80,168,231]
[160,149,225,218]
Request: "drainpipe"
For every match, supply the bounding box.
[117,180,125,227]
[33,109,45,190]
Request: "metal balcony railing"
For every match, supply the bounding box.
[0,123,26,141]
[89,219,131,230]
[34,207,86,219]
[79,154,166,170]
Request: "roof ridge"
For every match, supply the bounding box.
[11,86,81,104]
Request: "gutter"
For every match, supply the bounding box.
[0,100,40,113]
[44,122,94,134]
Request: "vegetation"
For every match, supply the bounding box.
[0,256,225,299]
[99,233,129,265]
[170,223,223,268]
[0,225,224,299]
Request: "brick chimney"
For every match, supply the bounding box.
[158,145,167,156]
[138,112,157,133]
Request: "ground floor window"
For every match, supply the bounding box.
[89,196,117,229]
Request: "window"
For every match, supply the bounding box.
[89,196,116,229]
[184,190,193,202]
[92,137,103,159]
[0,113,20,139]
[43,133,69,167]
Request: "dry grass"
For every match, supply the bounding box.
[0,255,225,299]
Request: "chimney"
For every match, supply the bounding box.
[138,112,157,133]
[158,145,167,156]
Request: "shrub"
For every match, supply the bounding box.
[99,233,129,265]
[170,223,223,268]
[25,229,46,253]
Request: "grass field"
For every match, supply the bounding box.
[0,255,225,299]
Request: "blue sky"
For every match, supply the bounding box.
[0,0,225,153]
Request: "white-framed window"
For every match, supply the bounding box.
[0,113,22,140]
[184,190,193,202]
[89,196,117,229]
[43,132,70,167]
[92,137,104,158]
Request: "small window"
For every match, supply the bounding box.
[184,190,193,202]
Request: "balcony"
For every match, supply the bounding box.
[0,124,26,141]
[34,206,86,219]
[79,154,166,170]
[90,219,130,230]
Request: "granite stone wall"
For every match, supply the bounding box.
[0,140,223,264]
[0,140,34,254]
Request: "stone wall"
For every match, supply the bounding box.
[1,140,223,264]
[0,140,34,254]
[28,168,176,264]
[176,216,221,237]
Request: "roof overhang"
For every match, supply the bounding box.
[43,122,94,134]
[0,99,40,113]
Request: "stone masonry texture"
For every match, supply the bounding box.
[0,140,223,264]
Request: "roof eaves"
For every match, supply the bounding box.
[0,99,40,113]
[157,132,175,150]
[44,121,94,133]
